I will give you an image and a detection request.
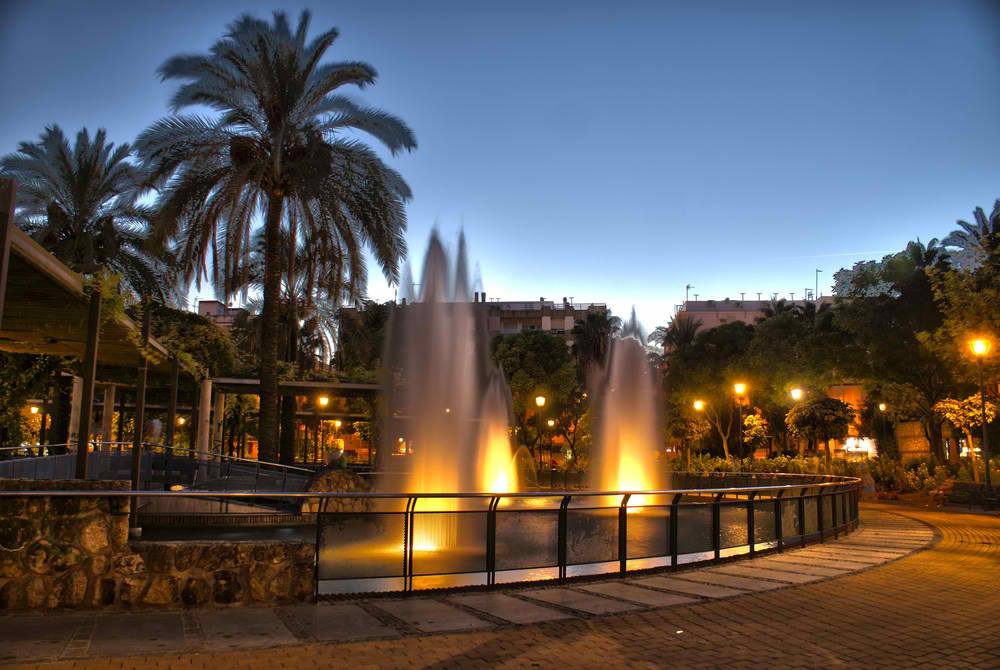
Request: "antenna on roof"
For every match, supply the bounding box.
[685,284,694,302]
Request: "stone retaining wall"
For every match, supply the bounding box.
[0,480,314,611]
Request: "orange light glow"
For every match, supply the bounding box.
[692,399,705,411]
[733,382,747,396]
[970,338,992,357]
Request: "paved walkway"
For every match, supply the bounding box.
[2,504,998,669]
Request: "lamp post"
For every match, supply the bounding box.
[970,338,993,493]
[535,395,546,471]
[734,382,747,458]
[790,387,803,402]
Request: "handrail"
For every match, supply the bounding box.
[0,474,861,498]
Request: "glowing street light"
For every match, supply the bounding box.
[878,402,887,413]
[535,395,546,408]
[789,388,803,401]
[692,399,705,412]
[733,382,747,396]
[333,419,342,429]
[29,406,39,415]
[970,338,992,357]
[969,336,993,492]
[177,416,186,426]
[733,382,748,457]
[317,395,330,408]
[547,419,555,427]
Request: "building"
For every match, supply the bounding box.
[676,296,835,329]
[197,300,247,330]
[474,293,608,342]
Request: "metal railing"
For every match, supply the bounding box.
[0,473,861,595]
[0,441,313,494]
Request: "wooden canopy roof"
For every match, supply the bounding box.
[0,182,197,380]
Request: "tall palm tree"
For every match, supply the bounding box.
[137,11,416,458]
[944,201,1000,270]
[650,313,702,354]
[0,125,173,300]
[571,310,622,378]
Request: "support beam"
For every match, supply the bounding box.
[163,356,179,452]
[67,376,83,451]
[129,302,151,494]
[0,179,14,331]
[74,290,102,479]
[196,378,213,458]
[101,385,116,447]
[212,391,225,455]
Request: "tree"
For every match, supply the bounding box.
[933,396,997,482]
[650,313,701,354]
[742,413,769,454]
[663,321,754,460]
[137,11,416,459]
[785,397,853,460]
[0,125,173,301]
[491,331,577,459]
[943,201,1000,271]
[834,239,955,459]
[336,300,393,373]
[571,311,621,380]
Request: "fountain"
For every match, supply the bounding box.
[379,231,518,495]
[589,310,662,508]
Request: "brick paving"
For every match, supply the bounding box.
[2,503,997,669]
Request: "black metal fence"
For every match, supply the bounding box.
[0,473,861,596]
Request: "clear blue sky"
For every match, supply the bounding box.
[2,0,999,328]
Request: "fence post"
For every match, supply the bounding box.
[405,496,417,592]
[618,493,631,574]
[712,493,723,562]
[747,491,757,556]
[817,490,825,542]
[798,492,806,547]
[486,496,499,586]
[558,495,571,579]
[775,489,784,552]
[670,494,680,568]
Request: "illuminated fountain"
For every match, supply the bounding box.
[379,232,518,552]
[589,310,661,509]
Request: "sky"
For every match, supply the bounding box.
[2,0,1000,329]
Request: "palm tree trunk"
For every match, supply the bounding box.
[279,217,299,465]
[258,194,283,461]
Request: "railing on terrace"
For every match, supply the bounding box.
[0,442,312,494]
[0,473,861,596]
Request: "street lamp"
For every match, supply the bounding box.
[693,399,705,412]
[878,403,887,413]
[317,395,330,408]
[790,388,803,401]
[535,395,546,470]
[734,383,748,457]
[29,406,39,415]
[969,337,993,492]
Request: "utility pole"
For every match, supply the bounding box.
[815,269,823,300]
[685,284,694,303]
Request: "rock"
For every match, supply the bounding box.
[181,578,210,607]
[25,577,47,609]
[173,545,201,572]
[113,554,145,575]
[78,518,110,553]
[302,468,371,514]
[213,570,242,605]
[52,571,87,608]
[137,543,174,573]
[0,518,37,552]
[142,575,179,606]
[119,574,148,607]
[88,554,110,577]
[24,540,52,575]
[200,545,237,572]
[50,545,84,572]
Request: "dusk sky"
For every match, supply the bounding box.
[2,0,999,329]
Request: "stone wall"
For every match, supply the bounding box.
[301,467,371,514]
[0,480,314,611]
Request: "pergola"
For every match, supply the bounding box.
[0,179,201,480]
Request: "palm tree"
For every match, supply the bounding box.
[572,310,622,378]
[0,125,173,300]
[137,11,416,459]
[944,201,1000,270]
[650,313,702,354]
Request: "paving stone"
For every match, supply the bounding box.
[276,603,399,641]
[196,608,297,649]
[674,570,785,591]
[578,581,699,607]
[449,593,572,624]
[520,587,643,614]
[743,558,849,577]
[371,598,493,633]
[0,615,83,662]
[710,564,822,584]
[90,612,186,657]
[630,575,746,598]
